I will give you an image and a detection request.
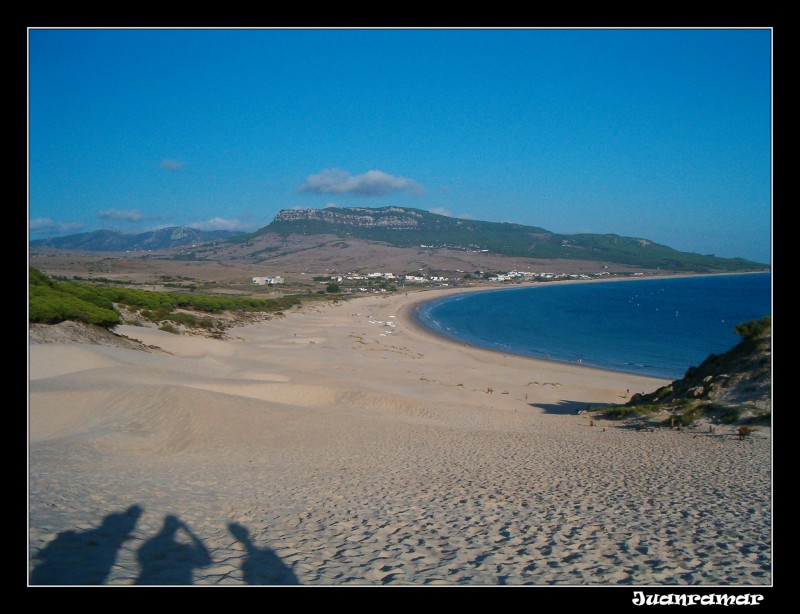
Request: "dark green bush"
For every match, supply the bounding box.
[709,404,743,424]
[30,267,304,329]
[734,316,771,340]
[29,266,54,288]
[655,385,673,400]
[675,405,703,427]
[29,281,121,327]
[165,312,198,327]
[601,404,660,419]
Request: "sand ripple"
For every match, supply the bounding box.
[29,291,771,585]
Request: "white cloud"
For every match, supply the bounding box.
[98,208,145,222]
[297,168,424,197]
[160,159,185,170]
[429,207,454,217]
[29,218,84,235]
[188,217,253,231]
[428,207,474,220]
[29,217,56,231]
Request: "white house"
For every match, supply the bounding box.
[253,276,284,285]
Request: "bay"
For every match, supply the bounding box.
[413,273,771,380]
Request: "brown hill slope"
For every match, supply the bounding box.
[29,232,667,290]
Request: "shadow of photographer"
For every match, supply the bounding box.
[229,522,300,585]
[30,505,143,585]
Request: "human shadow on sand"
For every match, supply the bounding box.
[135,514,211,585]
[229,522,301,585]
[531,399,598,415]
[30,505,143,585]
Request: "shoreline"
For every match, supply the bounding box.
[395,270,770,381]
[29,272,771,586]
[396,287,653,382]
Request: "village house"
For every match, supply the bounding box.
[252,276,284,286]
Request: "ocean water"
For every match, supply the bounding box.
[413,273,771,380]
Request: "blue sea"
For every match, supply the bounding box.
[413,273,771,380]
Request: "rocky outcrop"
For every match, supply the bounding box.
[628,316,771,415]
[274,207,423,230]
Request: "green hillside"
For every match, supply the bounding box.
[256,206,767,272]
[28,267,301,329]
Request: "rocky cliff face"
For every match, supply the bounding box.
[274,207,423,229]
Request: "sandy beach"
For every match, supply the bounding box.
[28,287,772,586]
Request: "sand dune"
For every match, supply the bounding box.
[29,345,127,380]
[28,289,771,585]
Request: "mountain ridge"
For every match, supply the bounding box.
[255,206,768,272]
[30,226,244,252]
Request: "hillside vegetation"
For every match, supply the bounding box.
[601,315,771,428]
[28,267,302,333]
[254,206,768,272]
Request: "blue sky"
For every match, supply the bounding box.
[28,28,772,264]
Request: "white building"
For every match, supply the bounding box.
[253,276,284,285]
